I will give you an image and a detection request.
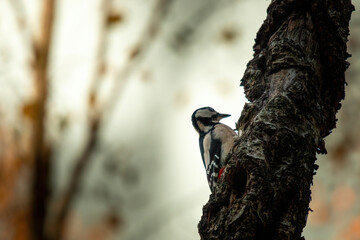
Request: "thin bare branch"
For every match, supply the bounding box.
[49,1,174,239]
[47,119,100,240]
[105,0,174,113]
[31,1,56,240]
[46,1,110,239]
[6,0,33,53]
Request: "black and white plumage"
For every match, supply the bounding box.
[192,107,236,192]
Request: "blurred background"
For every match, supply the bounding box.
[0,0,359,239]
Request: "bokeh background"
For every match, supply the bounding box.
[0,0,359,239]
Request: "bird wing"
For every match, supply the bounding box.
[209,124,236,190]
[200,130,222,191]
[208,135,222,190]
[200,124,236,191]
[212,124,236,165]
[201,133,212,170]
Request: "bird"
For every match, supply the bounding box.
[192,107,236,192]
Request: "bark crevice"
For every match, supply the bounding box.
[198,0,354,239]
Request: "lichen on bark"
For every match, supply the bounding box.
[198,0,354,239]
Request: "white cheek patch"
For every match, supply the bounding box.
[195,109,214,119]
[197,121,205,131]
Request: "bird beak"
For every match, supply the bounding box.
[217,113,231,120]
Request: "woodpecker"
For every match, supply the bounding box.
[192,107,236,192]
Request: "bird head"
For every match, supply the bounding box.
[191,107,231,134]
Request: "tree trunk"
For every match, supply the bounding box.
[198,0,354,239]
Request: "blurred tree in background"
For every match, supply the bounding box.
[0,0,359,240]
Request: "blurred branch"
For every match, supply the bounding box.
[47,0,174,239]
[6,0,32,53]
[170,0,231,50]
[6,0,26,29]
[47,119,100,240]
[31,0,56,240]
[49,1,174,239]
[105,0,174,113]
[127,188,207,240]
[46,0,110,238]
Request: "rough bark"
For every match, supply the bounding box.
[198,0,354,239]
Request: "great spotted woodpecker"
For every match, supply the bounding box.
[192,107,236,192]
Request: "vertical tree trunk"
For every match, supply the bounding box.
[31,1,56,240]
[198,0,354,239]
